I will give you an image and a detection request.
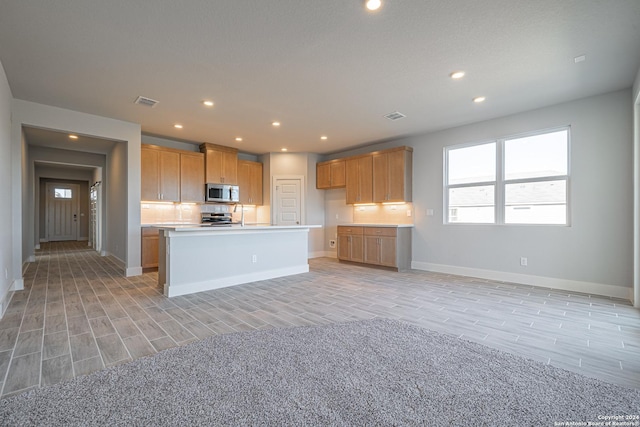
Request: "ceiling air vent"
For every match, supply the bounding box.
[384,111,406,121]
[134,96,159,108]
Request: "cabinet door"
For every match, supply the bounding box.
[330,160,346,187]
[205,149,224,183]
[337,235,352,260]
[372,153,389,202]
[364,235,381,265]
[249,162,263,205]
[379,236,397,267]
[141,148,160,201]
[159,151,180,202]
[180,153,204,203]
[141,228,159,268]
[345,158,360,204]
[317,163,331,189]
[350,235,364,262]
[237,161,251,204]
[222,150,238,184]
[358,156,373,204]
[387,149,407,202]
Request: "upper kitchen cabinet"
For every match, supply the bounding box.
[141,146,180,202]
[316,159,346,189]
[372,147,413,203]
[180,152,205,203]
[345,155,373,204]
[238,159,263,205]
[199,143,238,184]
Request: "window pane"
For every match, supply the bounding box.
[505,130,568,180]
[448,185,495,223]
[448,143,496,185]
[505,180,567,224]
[54,188,72,199]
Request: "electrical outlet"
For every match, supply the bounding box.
[4,268,7,279]
[329,240,336,248]
[335,214,339,220]
[520,257,528,267]
[252,254,257,263]
[406,210,412,217]
[426,209,434,216]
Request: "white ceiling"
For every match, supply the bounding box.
[1,1,640,155]
[24,126,117,155]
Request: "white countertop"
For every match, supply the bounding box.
[154,224,322,232]
[338,223,414,228]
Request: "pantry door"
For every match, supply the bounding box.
[273,177,304,226]
[46,183,80,241]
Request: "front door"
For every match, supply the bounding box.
[274,178,301,226]
[46,182,79,241]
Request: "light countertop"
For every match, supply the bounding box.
[338,223,414,228]
[153,224,322,232]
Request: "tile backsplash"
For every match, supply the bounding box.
[353,203,414,225]
[141,203,264,225]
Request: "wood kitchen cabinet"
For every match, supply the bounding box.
[372,147,413,203]
[238,159,263,205]
[316,159,346,189]
[337,226,364,263]
[200,143,238,184]
[180,152,205,203]
[339,225,411,271]
[345,155,373,204]
[141,146,180,202]
[141,227,159,268]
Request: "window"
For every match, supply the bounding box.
[54,188,73,199]
[445,128,569,225]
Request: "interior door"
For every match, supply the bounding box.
[46,183,79,241]
[274,179,301,226]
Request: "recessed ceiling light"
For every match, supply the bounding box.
[235,137,243,142]
[203,100,214,107]
[272,121,281,127]
[574,55,586,63]
[450,71,465,79]
[281,148,287,152]
[69,134,78,140]
[320,136,328,140]
[174,124,183,129]
[365,0,382,11]
[473,96,486,103]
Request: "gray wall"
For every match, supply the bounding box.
[0,61,14,316]
[325,89,633,297]
[106,142,127,263]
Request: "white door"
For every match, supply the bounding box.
[46,183,79,241]
[274,179,301,226]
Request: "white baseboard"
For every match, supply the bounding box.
[27,255,35,263]
[35,244,40,250]
[165,264,310,297]
[126,266,143,277]
[411,261,633,301]
[11,278,24,292]
[39,238,48,243]
[309,251,335,259]
[100,250,108,257]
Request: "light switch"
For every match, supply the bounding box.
[426,209,434,216]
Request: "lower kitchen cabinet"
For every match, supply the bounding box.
[141,227,159,268]
[338,225,411,271]
[337,226,364,263]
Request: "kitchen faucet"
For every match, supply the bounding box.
[233,203,245,227]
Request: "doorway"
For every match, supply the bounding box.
[45,182,80,241]
[272,176,305,226]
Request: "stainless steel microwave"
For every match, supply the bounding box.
[206,184,239,203]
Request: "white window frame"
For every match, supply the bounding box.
[444,126,571,226]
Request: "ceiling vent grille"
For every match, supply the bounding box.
[384,111,406,121]
[134,96,159,108]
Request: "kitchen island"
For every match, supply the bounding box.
[156,224,321,297]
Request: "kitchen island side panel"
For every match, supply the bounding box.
[160,228,310,297]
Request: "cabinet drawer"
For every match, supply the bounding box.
[364,227,397,237]
[142,227,159,237]
[337,226,364,235]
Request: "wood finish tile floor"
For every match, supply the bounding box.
[1,241,639,398]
